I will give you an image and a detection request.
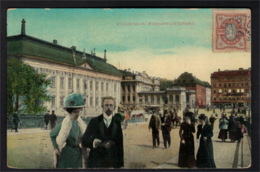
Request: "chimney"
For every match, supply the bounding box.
[21,19,26,35]
[104,49,107,60]
[82,48,86,59]
[53,40,57,44]
[93,48,96,56]
[71,46,76,50]
[218,69,220,72]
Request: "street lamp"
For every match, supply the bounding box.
[246,90,251,122]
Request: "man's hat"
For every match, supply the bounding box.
[198,114,207,120]
[185,112,194,118]
[63,93,86,108]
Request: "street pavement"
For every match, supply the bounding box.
[7,109,251,169]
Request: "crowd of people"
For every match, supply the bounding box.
[10,94,248,169]
[147,105,248,169]
[148,108,216,168]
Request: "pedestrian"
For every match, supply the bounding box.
[228,114,237,142]
[148,111,161,148]
[50,93,88,168]
[82,97,124,168]
[196,114,216,168]
[209,114,216,130]
[124,110,130,129]
[44,110,50,129]
[178,112,196,168]
[161,110,172,149]
[49,110,57,129]
[11,112,20,132]
[218,114,229,142]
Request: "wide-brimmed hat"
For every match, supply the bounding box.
[63,93,86,108]
[198,114,207,120]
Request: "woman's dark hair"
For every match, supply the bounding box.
[65,108,81,114]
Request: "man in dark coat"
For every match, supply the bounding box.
[82,97,124,168]
[149,111,161,148]
[49,110,57,129]
[161,110,172,149]
[44,110,50,129]
[12,112,20,132]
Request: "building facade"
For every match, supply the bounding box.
[120,69,160,108]
[138,87,196,111]
[173,72,211,108]
[211,68,251,109]
[7,19,122,116]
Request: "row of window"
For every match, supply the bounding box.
[212,82,250,88]
[213,88,247,94]
[51,77,117,92]
[213,96,247,101]
[51,96,117,107]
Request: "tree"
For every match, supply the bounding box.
[7,57,51,115]
[160,79,174,91]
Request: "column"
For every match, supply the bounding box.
[56,75,60,108]
[172,94,176,106]
[98,80,101,107]
[93,79,96,107]
[80,78,83,94]
[124,85,128,104]
[141,95,145,105]
[148,95,151,104]
[64,76,68,96]
[130,84,133,104]
[87,79,90,107]
[160,95,163,105]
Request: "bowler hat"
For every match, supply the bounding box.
[198,114,207,120]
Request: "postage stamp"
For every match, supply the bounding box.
[213,9,251,53]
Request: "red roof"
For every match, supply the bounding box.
[211,69,251,78]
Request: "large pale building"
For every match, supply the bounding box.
[7,19,122,116]
[120,69,160,108]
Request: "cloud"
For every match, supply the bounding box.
[107,46,251,82]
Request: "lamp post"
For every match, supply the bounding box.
[246,90,251,122]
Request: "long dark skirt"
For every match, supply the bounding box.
[178,137,195,168]
[218,129,228,140]
[196,139,216,168]
[229,125,238,141]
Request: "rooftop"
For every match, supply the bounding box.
[7,19,122,77]
[211,68,251,78]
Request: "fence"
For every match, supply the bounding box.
[7,114,92,129]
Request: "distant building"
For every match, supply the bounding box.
[7,19,122,116]
[119,69,160,108]
[211,68,251,109]
[172,72,211,108]
[138,86,196,111]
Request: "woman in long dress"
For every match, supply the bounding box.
[50,93,88,168]
[196,114,216,168]
[178,112,196,168]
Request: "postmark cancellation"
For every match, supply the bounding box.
[213,9,251,53]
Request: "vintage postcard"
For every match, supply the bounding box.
[6,8,251,169]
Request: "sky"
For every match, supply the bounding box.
[7,8,251,82]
